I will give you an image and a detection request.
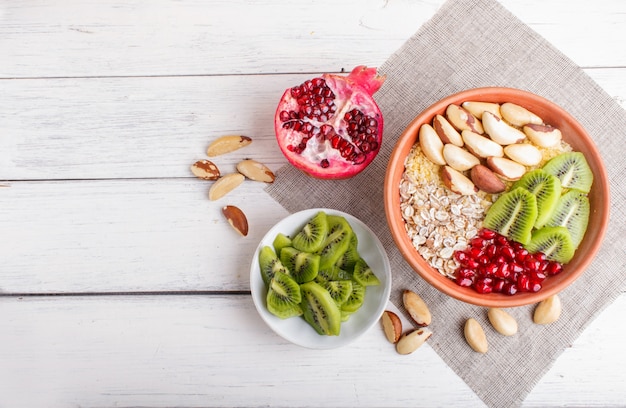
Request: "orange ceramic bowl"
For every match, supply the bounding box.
[384,87,610,307]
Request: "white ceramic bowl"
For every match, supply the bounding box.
[250,208,392,349]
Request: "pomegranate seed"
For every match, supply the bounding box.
[493,279,506,293]
[483,263,498,277]
[530,271,547,281]
[495,263,510,279]
[500,246,515,260]
[547,261,563,275]
[503,282,518,296]
[479,229,497,239]
[496,235,509,246]
[474,277,494,294]
[456,276,473,287]
[352,153,366,164]
[369,141,379,151]
[470,237,484,248]
[485,244,498,257]
[525,259,541,272]
[517,274,530,292]
[468,247,482,259]
[510,262,524,273]
[535,252,547,262]
[454,251,467,263]
[528,281,542,292]
[320,159,329,168]
[515,248,529,262]
[466,259,480,269]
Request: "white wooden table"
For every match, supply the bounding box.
[1,1,624,406]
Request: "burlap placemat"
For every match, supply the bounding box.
[266,0,626,406]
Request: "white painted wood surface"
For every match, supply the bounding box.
[1,0,624,407]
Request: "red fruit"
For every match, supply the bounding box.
[274,66,385,179]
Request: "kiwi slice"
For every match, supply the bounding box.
[526,226,576,264]
[317,215,353,270]
[483,187,538,245]
[341,281,365,313]
[279,246,320,284]
[323,280,353,306]
[291,211,328,253]
[545,190,590,248]
[266,271,303,319]
[272,233,292,257]
[300,281,341,336]
[315,266,353,283]
[335,233,360,271]
[258,246,289,287]
[542,152,593,193]
[511,169,562,229]
[352,258,381,287]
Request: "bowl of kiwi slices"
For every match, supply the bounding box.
[250,208,392,348]
[384,87,610,307]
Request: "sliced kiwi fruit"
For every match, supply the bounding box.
[335,233,360,271]
[526,226,576,264]
[352,258,381,287]
[483,187,538,245]
[323,280,353,306]
[291,211,328,253]
[341,281,365,313]
[317,215,353,270]
[542,151,593,193]
[545,190,590,248]
[266,271,303,319]
[315,266,353,283]
[272,233,292,258]
[300,281,341,336]
[511,169,562,229]
[279,246,320,284]
[258,246,289,287]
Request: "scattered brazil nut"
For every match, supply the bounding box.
[533,294,562,324]
[396,328,433,355]
[381,310,402,344]
[208,173,245,201]
[190,159,221,180]
[207,135,252,157]
[464,318,488,353]
[222,205,249,236]
[236,159,276,183]
[402,290,432,327]
[487,308,518,336]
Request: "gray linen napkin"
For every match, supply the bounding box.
[266,0,626,406]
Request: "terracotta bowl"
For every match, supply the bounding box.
[384,87,610,307]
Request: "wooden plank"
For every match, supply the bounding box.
[0,294,624,407]
[0,178,289,293]
[1,1,625,79]
[2,68,626,181]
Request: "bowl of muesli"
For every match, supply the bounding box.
[384,87,609,307]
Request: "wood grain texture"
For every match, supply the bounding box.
[0,295,624,408]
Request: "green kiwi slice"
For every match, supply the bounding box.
[341,281,365,313]
[542,152,593,193]
[272,233,292,258]
[258,246,289,287]
[511,169,562,229]
[323,280,353,306]
[300,281,341,336]
[315,266,353,283]
[279,246,320,284]
[317,215,353,270]
[335,233,360,271]
[545,190,590,248]
[291,211,328,253]
[352,258,381,287]
[266,271,303,319]
[483,187,538,245]
[526,226,576,264]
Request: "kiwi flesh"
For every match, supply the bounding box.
[483,187,538,245]
[526,226,576,264]
[334,233,360,271]
[317,215,353,270]
[341,281,365,313]
[291,211,328,253]
[542,151,593,193]
[258,246,289,287]
[272,233,292,257]
[279,246,320,284]
[315,266,353,283]
[545,190,590,248]
[511,169,562,229]
[300,281,341,336]
[266,271,303,319]
[352,258,381,287]
[323,280,353,306]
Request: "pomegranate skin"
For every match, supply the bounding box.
[274,66,386,180]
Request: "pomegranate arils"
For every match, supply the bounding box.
[452,228,563,296]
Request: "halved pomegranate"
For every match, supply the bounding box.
[274,66,386,179]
